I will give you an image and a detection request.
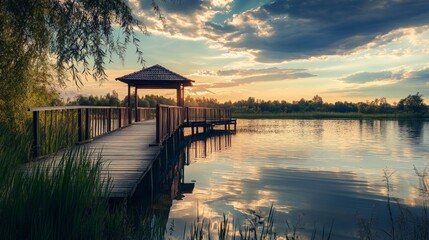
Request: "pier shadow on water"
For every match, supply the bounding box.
[110,128,234,238]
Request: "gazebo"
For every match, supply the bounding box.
[116,64,194,123]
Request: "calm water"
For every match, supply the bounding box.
[164,119,429,239]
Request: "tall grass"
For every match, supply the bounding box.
[0,125,128,239]
[0,146,117,239]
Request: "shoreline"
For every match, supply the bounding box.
[232,112,429,120]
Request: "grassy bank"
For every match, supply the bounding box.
[233,112,429,119]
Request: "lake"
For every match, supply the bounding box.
[162,119,429,239]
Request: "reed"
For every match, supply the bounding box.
[0,146,115,239]
[357,168,429,240]
[177,204,332,240]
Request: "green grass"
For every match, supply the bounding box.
[233,112,429,120]
[0,124,128,239]
[0,147,118,239]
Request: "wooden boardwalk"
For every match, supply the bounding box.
[28,105,235,199]
[87,119,160,198]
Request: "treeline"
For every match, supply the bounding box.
[67,92,428,114]
[227,93,427,114]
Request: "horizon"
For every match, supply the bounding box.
[60,0,429,104]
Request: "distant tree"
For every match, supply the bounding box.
[312,95,323,104]
[105,91,120,106]
[397,92,425,113]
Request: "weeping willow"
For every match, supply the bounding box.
[0,0,161,129]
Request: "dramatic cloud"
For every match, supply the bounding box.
[220,0,429,62]
[136,0,429,62]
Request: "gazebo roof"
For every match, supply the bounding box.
[116,64,194,88]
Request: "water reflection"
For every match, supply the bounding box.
[165,119,429,239]
[398,120,425,144]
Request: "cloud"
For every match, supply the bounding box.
[326,67,429,98]
[135,0,429,62]
[216,67,309,76]
[340,71,403,83]
[211,72,316,88]
[404,68,429,82]
[189,67,316,90]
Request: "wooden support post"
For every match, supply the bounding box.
[32,111,39,158]
[186,142,191,165]
[85,108,90,140]
[186,107,189,124]
[191,126,194,135]
[150,168,154,203]
[78,109,83,142]
[135,87,138,122]
[176,85,183,106]
[127,84,132,124]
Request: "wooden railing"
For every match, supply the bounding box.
[30,104,233,157]
[185,107,231,123]
[156,104,184,144]
[135,107,156,122]
[29,106,155,158]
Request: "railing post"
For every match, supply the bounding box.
[78,108,83,142]
[107,108,112,132]
[118,108,122,128]
[85,108,90,140]
[32,111,39,158]
[156,104,160,144]
[167,107,171,134]
[204,108,207,122]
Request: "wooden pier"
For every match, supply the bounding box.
[28,105,236,198]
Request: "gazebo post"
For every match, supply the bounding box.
[176,84,184,106]
[128,84,132,124]
[135,87,138,122]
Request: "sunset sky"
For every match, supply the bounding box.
[62,0,429,103]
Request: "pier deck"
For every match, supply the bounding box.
[87,120,160,198]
